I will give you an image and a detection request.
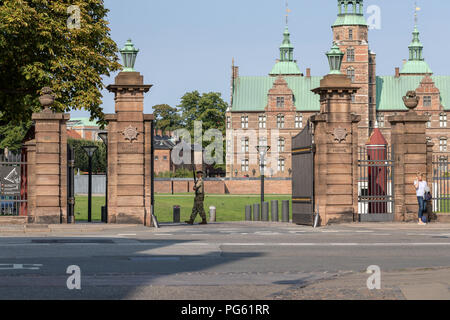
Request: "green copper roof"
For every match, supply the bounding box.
[400,25,431,75]
[269,61,302,76]
[68,117,100,127]
[333,14,368,27]
[232,76,321,112]
[400,60,433,75]
[376,76,450,111]
[269,26,301,75]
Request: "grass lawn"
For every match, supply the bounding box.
[75,194,292,222]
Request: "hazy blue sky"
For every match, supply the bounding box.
[71,0,450,118]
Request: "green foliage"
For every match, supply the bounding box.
[0,0,121,126]
[68,138,106,173]
[156,168,193,178]
[0,113,32,151]
[177,91,228,138]
[153,104,182,134]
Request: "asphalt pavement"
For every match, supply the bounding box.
[0,221,449,300]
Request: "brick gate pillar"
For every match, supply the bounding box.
[30,88,69,224]
[388,91,429,221]
[311,73,360,225]
[106,64,153,224]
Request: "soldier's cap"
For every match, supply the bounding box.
[196,170,203,174]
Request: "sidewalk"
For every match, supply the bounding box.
[0,223,146,234]
[273,267,450,300]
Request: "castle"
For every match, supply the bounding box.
[225,0,449,178]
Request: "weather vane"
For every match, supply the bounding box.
[414,2,421,25]
[285,0,291,25]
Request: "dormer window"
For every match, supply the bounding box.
[423,96,432,107]
[276,97,285,108]
[349,29,353,40]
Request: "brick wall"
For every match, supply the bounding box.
[154,178,291,195]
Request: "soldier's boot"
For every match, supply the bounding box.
[185,220,194,225]
[199,219,207,225]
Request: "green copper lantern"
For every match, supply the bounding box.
[326,44,344,75]
[120,39,139,72]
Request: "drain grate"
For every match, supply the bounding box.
[32,239,114,244]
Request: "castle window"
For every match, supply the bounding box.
[278,158,285,173]
[440,113,447,128]
[349,29,353,40]
[347,68,355,82]
[241,137,249,153]
[278,138,285,153]
[376,113,385,128]
[276,97,285,108]
[155,156,159,161]
[351,94,356,102]
[241,159,249,172]
[258,115,266,128]
[347,48,355,62]
[425,113,432,128]
[277,114,285,129]
[227,116,231,129]
[226,139,232,153]
[241,115,249,129]
[440,138,447,152]
[295,113,303,128]
[423,96,432,107]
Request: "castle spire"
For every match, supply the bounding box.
[333,1,367,27]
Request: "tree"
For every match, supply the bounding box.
[153,104,182,134]
[177,91,228,138]
[0,0,121,130]
[68,138,106,174]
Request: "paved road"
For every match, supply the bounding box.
[0,222,449,299]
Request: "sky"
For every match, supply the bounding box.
[70,0,450,119]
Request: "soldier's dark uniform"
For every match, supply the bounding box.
[188,175,207,224]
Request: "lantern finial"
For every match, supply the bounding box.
[120,39,139,72]
[326,43,344,75]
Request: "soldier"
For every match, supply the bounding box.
[185,170,207,225]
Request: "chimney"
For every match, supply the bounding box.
[306,68,311,78]
[395,67,400,78]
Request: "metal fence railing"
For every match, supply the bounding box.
[357,145,395,218]
[0,150,27,216]
[432,153,450,214]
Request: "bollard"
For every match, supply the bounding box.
[209,206,216,223]
[245,205,252,221]
[282,200,290,222]
[271,200,279,222]
[253,203,260,221]
[261,202,269,221]
[173,205,181,223]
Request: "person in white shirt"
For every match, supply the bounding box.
[414,172,429,225]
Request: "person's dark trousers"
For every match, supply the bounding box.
[417,196,427,223]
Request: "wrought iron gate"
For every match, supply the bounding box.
[432,153,449,214]
[291,124,315,225]
[0,149,27,216]
[357,145,395,221]
[67,145,75,223]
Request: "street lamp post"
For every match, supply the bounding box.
[98,132,108,223]
[82,145,98,223]
[256,145,271,206]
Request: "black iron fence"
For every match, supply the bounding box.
[357,145,395,221]
[0,149,27,216]
[432,153,450,214]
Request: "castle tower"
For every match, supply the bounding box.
[399,25,433,76]
[332,0,375,145]
[269,26,302,76]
